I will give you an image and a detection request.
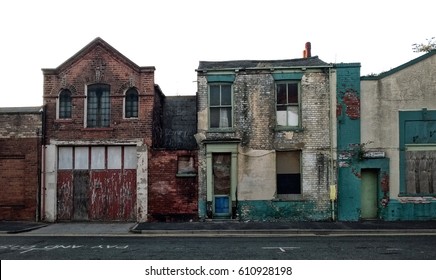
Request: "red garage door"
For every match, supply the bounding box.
[57,146,137,221]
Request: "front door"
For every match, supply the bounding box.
[212,153,231,218]
[361,169,378,219]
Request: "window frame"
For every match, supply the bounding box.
[58,89,72,119]
[404,146,436,196]
[86,83,111,128]
[176,155,197,177]
[124,87,139,119]
[275,150,302,199]
[208,83,233,130]
[275,81,301,129]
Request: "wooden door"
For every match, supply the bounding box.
[73,170,89,221]
[361,169,378,219]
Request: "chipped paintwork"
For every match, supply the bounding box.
[381,172,389,193]
[343,90,360,120]
[238,200,330,221]
[56,170,137,221]
[56,171,73,220]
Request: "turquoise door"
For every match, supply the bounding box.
[360,169,378,219]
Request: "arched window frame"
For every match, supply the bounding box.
[124,87,139,119]
[86,83,111,128]
[58,89,72,119]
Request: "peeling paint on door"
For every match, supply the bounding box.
[56,146,137,221]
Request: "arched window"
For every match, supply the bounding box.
[87,83,110,127]
[125,88,138,118]
[59,89,72,119]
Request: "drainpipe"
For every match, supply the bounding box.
[328,68,337,221]
[40,105,47,221]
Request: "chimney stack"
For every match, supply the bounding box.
[303,42,311,58]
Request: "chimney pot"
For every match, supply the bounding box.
[304,42,311,58]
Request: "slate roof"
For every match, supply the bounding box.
[161,96,197,150]
[197,56,330,71]
[0,106,42,114]
[42,37,155,74]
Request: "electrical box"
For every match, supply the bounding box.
[329,185,337,201]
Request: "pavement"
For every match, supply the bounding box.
[1,220,436,236]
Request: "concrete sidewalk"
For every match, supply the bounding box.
[1,220,436,236]
[132,220,436,235]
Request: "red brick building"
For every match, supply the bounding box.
[0,107,42,221]
[41,38,198,222]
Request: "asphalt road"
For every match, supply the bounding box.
[1,235,435,260]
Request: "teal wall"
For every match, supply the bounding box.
[336,77,436,221]
[335,63,362,221]
[384,109,436,221]
[237,200,330,221]
[399,110,436,193]
[382,199,436,221]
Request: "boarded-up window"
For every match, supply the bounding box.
[58,146,137,171]
[107,146,122,169]
[124,146,137,169]
[178,156,196,174]
[213,153,231,195]
[74,147,89,170]
[91,147,105,169]
[58,147,73,170]
[276,151,301,194]
[406,150,436,194]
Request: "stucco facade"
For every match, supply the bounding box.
[360,50,436,220]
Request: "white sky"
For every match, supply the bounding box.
[0,0,434,107]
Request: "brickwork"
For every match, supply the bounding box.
[196,63,334,221]
[41,38,198,222]
[42,39,157,147]
[148,150,198,221]
[0,109,42,220]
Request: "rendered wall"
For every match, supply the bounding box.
[361,52,436,220]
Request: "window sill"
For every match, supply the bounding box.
[207,128,235,133]
[275,127,304,132]
[54,119,73,123]
[176,173,197,178]
[273,195,304,201]
[398,193,436,197]
[81,127,114,131]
